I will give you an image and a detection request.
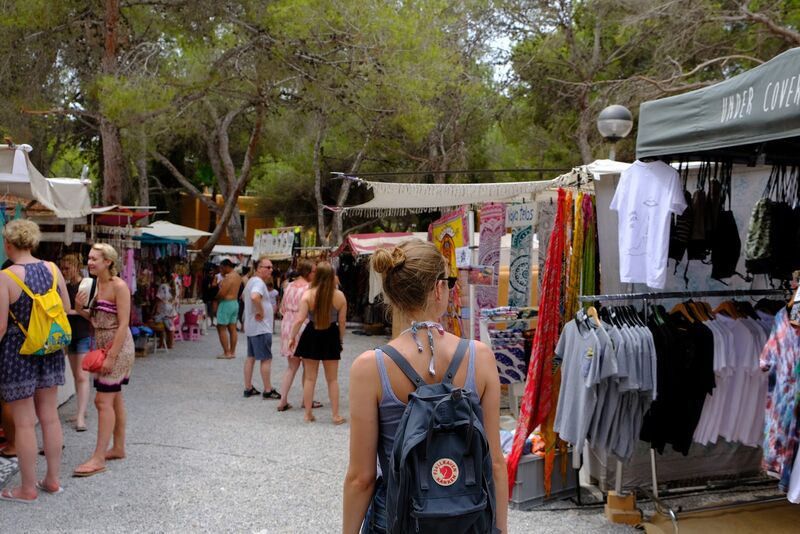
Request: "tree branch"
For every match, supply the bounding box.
[201,104,265,256]
[150,150,221,214]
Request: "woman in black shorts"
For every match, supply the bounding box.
[288,261,347,424]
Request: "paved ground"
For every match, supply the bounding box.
[0,321,632,533]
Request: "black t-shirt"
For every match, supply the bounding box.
[66,281,92,340]
[640,313,715,456]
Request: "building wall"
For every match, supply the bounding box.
[179,192,273,247]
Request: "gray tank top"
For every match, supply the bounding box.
[308,307,338,324]
[374,340,479,478]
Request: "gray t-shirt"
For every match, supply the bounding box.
[554,317,607,468]
[243,277,273,336]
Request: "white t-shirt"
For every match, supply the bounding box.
[610,160,687,289]
[243,277,273,336]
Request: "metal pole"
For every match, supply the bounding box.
[651,448,659,498]
[615,459,623,494]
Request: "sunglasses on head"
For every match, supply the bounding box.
[438,275,457,290]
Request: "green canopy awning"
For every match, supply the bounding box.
[636,48,800,162]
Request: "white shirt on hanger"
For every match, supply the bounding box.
[610,160,687,289]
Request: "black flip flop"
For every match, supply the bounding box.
[277,403,292,412]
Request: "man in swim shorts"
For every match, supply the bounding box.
[215,258,242,359]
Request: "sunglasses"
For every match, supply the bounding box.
[438,275,458,290]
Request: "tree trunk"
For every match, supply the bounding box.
[226,204,245,245]
[330,124,375,245]
[200,105,264,257]
[575,89,594,164]
[136,135,149,224]
[100,118,128,205]
[100,0,127,205]
[312,116,329,246]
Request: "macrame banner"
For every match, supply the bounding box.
[344,177,560,215]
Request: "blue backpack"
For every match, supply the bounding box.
[380,339,498,534]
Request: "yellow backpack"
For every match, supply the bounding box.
[4,263,72,355]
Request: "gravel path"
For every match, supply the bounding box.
[0,321,632,533]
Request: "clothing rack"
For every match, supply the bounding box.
[578,288,792,532]
[578,288,790,303]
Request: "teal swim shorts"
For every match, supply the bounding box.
[216,299,240,325]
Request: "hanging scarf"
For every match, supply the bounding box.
[582,195,598,298]
[564,192,586,320]
[506,188,567,494]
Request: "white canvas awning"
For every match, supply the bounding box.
[0,145,92,218]
[142,221,211,243]
[342,176,564,216]
[210,245,253,257]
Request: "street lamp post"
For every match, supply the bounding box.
[597,104,633,161]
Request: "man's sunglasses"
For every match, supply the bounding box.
[438,275,458,290]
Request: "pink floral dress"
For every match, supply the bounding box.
[280,279,309,357]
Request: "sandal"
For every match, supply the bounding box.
[0,488,37,504]
[72,465,107,478]
[301,400,323,409]
[262,389,281,400]
[332,416,347,426]
[36,480,64,495]
[276,403,292,412]
[304,414,316,423]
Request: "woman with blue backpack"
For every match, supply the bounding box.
[343,239,507,533]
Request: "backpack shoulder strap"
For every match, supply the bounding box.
[2,267,33,335]
[442,338,470,385]
[379,345,425,389]
[47,262,58,291]
[2,268,35,299]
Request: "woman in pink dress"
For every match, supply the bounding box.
[276,260,314,411]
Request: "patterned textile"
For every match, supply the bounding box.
[493,341,528,384]
[509,225,534,307]
[475,203,506,337]
[0,263,65,402]
[280,279,309,357]
[91,300,135,389]
[507,188,567,494]
[760,308,800,490]
[429,207,469,336]
[536,198,557,295]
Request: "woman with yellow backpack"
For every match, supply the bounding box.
[0,219,70,502]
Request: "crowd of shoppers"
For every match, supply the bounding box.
[0,226,503,531]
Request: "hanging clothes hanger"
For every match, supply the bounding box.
[671,301,696,323]
[713,300,741,318]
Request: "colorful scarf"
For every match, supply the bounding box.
[506,188,567,494]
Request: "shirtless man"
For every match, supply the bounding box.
[215,258,242,359]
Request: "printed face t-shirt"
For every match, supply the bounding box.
[610,160,687,289]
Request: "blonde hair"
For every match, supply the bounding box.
[311,261,335,329]
[4,219,41,251]
[371,239,446,316]
[91,243,120,277]
[61,252,83,270]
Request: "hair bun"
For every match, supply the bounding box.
[390,247,406,268]
[371,247,402,274]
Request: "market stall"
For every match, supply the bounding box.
[0,144,92,406]
[332,232,418,326]
[534,48,800,527]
